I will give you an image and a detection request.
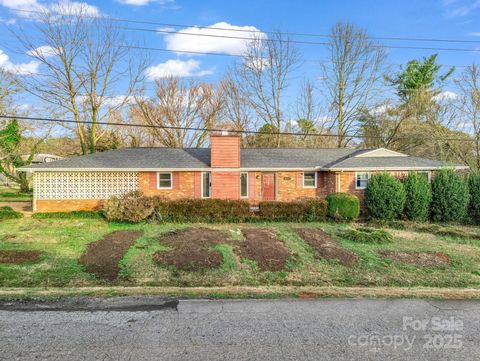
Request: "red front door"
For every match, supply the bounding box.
[262,173,275,201]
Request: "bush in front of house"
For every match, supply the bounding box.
[156,198,252,223]
[364,173,406,221]
[0,206,23,220]
[403,172,432,221]
[258,199,327,222]
[430,169,469,223]
[325,192,360,221]
[468,173,480,224]
[305,198,328,222]
[103,191,163,223]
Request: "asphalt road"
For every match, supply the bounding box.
[1,297,479,360]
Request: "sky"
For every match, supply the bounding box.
[0,0,479,114]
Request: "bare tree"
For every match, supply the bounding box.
[320,22,386,147]
[132,76,224,148]
[235,32,300,147]
[15,3,148,154]
[455,63,480,169]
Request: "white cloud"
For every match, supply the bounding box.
[27,45,58,58]
[466,31,480,36]
[0,49,40,75]
[443,0,480,17]
[0,0,100,19]
[434,90,459,101]
[145,59,214,80]
[116,0,172,5]
[163,22,266,55]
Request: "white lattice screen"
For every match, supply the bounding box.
[34,172,139,200]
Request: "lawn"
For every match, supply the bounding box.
[0,185,32,202]
[1,216,480,293]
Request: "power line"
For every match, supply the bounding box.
[0,114,475,142]
[7,7,480,45]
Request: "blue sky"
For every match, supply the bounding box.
[0,0,479,109]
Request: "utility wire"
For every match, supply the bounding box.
[7,7,480,44]
[0,114,475,142]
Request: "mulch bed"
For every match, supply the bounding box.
[0,250,43,264]
[79,230,144,281]
[296,228,358,267]
[237,229,292,271]
[153,228,229,271]
[379,251,451,267]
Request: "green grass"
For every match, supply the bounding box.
[1,217,480,289]
[0,186,32,202]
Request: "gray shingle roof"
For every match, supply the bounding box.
[19,147,464,171]
[325,156,447,170]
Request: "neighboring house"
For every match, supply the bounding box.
[19,134,467,212]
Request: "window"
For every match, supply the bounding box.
[157,172,172,189]
[303,172,316,188]
[356,172,369,189]
[202,172,211,198]
[240,172,248,198]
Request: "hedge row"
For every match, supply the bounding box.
[364,170,472,223]
[103,192,334,223]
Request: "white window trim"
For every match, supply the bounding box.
[355,172,369,190]
[201,171,211,199]
[157,172,173,190]
[303,171,317,188]
[240,172,249,198]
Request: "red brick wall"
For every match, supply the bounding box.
[210,135,240,168]
[211,171,240,199]
[139,171,196,199]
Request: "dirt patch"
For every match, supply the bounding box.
[79,230,144,281]
[296,228,358,267]
[237,229,292,271]
[379,251,451,267]
[0,250,43,264]
[153,228,229,271]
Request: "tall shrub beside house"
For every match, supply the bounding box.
[468,173,480,224]
[430,169,469,223]
[364,173,406,220]
[403,172,432,221]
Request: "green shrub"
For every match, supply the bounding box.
[305,199,328,222]
[0,207,23,220]
[156,198,252,223]
[341,227,393,243]
[468,173,480,224]
[403,172,432,221]
[259,201,309,222]
[325,193,360,221]
[365,173,406,220]
[32,211,102,219]
[430,169,469,223]
[103,191,163,222]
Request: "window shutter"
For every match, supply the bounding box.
[248,171,256,198]
[194,172,201,198]
[296,172,304,188]
[172,172,180,190]
[149,172,157,190]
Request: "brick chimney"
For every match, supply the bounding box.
[210,132,241,168]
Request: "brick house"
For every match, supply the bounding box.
[20,134,467,212]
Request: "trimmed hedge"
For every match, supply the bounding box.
[32,211,103,219]
[103,191,163,223]
[365,173,406,220]
[325,193,360,221]
[0,206,23,220]
[259,199,327,222]
[468,173,480,224]
[430,169,469,223]
[403,172,432,221]
[156,198,252,223]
